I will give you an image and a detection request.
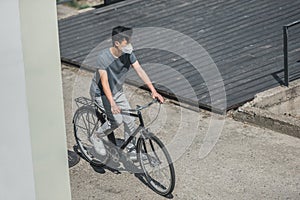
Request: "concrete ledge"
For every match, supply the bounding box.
[234,106,300,138]
[233,79,300,138]
[253,79,300,108]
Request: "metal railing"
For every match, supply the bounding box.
[283,20,300,87]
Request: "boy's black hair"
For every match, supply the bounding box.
[112,26,133,46]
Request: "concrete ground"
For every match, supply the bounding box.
[267,96,300,119]
[62,64,300,200]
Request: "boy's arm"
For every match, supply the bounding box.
[131,60,164,103]
[99,69,121,114]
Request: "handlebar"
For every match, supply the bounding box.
[121,98,159,113]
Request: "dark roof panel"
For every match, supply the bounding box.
[58,0,300,112]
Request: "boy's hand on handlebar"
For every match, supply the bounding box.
[152,91,164,103]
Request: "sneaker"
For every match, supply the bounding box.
[90,134,106,156]
[128,149,148,162]
[128,149,138,162]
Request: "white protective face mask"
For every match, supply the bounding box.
[122,43,133,54]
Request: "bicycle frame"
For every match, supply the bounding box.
[119,110,146,150]
[93,99,157,151]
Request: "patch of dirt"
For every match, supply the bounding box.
[79,0,104,7]
[57,0,104,20]
[57,4,79,20]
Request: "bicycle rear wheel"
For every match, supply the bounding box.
[73,105,109,166]
[137,133,175,196]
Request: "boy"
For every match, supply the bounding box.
[89,26,164,160]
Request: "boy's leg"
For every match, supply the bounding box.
[90,95,123,156]
[88,94,109,156]
[114,92,136,150]
[95,95,123,136]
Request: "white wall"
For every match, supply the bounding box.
[0,1,36,199]
[0,1,71,199]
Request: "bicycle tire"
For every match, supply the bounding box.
[73,105,109,167]
[137,133,175,196]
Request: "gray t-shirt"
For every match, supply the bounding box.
[90,48,137,97]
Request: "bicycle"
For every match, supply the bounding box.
[72,96,175,196]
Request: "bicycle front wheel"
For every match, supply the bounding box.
[137,133,175,196]
[73,105,109,167]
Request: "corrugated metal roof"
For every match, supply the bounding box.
[58,0,300,112]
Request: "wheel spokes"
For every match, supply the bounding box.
[140,138,172,193]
